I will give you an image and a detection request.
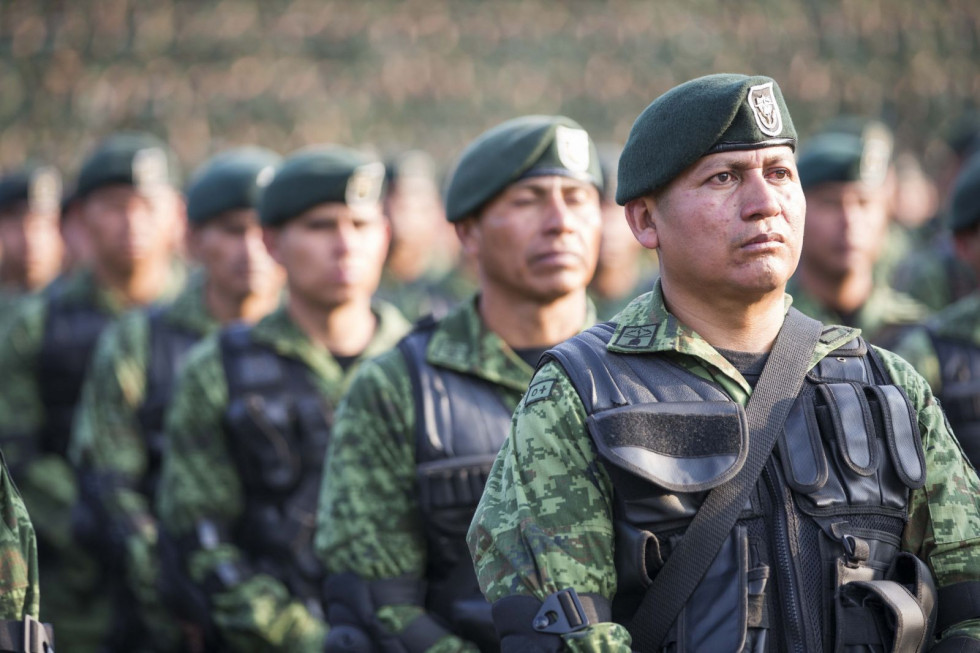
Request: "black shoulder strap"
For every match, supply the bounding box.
[627,307,823,650]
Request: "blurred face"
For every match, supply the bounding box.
[263,202,390,310]
[456,175,602,303]
[802,181,890,280]
[626,146,805,302]
[0,203,63,290]
[598,198,642,269]
[81,184,176,276]
[189,208,284,302]
[385,176,446,252]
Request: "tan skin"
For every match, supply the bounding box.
[0,202,63,291]
[625,146,806,353]
[590,196,647,301]
[81,184,183,306]
[455,175,602,349]
[186,208,285,325]
[796,180,891,315]
[262,202,390,355]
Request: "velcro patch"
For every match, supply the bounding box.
[525,379,556,405]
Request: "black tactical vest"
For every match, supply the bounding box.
[135,307,202,503]
[545,323,928,653]
[37,291,113,458]
[219,325,329,611]
[397,321,515,650]
[927,330,980,469]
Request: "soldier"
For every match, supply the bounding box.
[893,151,980,468]
[155,145,410,652]
[0,164,65,329]
[787,131,930,348]
[468,74,980,652]
[0,131,185,652]
[67,147,285,651]
[316,115,603,652]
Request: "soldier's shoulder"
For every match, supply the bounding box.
[871,344,933,407]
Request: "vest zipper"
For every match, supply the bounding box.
[763,462,807,653]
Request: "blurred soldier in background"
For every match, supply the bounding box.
[0,164,65,330]
[68,147,285,651]
[894,151,980,467]
[0,131,186,652]
[156,146,410,652]
[788,131,930,348]
[316,115,602,652]
[58,189,94,279]
[375,150,474,320]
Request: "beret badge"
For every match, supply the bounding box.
[748,82,783,137]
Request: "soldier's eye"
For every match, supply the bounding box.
[714,172,733,183]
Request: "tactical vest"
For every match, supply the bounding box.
[545,323,929,653]
[397,321,515,650]
[37,291,113,458]
[219,325,329,612]
[135,307,202,503]
[926,330,980,469]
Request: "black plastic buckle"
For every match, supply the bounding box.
[532,588,590,634]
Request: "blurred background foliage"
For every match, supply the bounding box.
[1,0,978,179]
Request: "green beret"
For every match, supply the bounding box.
[76,131,180,199]
[258,146,385,227]
[616,74,797,204]
[444,115,603,223]
[185,147,281,225]
[950,152,980,232]
[797,132,890,190]
[0,164,62,215]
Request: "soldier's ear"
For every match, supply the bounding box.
[454,216,481,258]
[624,196,659,250]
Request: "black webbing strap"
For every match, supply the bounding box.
[937,581,980,635]
[626,307,823,651]
[0,616,53,653]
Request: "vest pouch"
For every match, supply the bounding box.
[224,393,302,493]
[863,386,926,490]
[587,401,748,492]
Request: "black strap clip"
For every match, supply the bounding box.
[532,588,590,634]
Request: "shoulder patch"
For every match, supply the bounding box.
[613,324,658,349]
[525,378,557,405]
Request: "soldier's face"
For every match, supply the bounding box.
[0,204,63,290]
[801,181,890,279]
[263,202,390,311]
[458,176,601,303]
[82,184,176,275]
[628,146,804,302]
[190,208,284,303]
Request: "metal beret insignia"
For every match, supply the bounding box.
[345,162,385,206]
[747,82,783,137]
[28,166,62,214]
[132,147,169,191]
[555,125,591,173]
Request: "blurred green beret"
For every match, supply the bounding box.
[797,132,890,190]
[185,147,281,225]
[259,145,385,227]
[0,164,62,215]
[950,152,980,232]
[444,115,603,223]
[76,131,180,199]
[616,74,797,204]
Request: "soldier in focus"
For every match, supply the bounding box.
[155,146,410,651]
[0,131,185,652]
[788,131,930,348]
[316,115,602,652]
[68,147,285,651]
[468,74,980,651]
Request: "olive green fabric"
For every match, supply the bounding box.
[950,152,980,232]
[75,132,180,198]
[796,132,867,189]
[0,456,40,623]
[443,115,602,222]
[467,282,980,648]
[258,146,384,227]
[185,147,281,225]
[893,293,980,394]
[616,73,797,204]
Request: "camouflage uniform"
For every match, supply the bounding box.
[67,271,219,650]
[0,458,40,623]
[156,302,409,652]
[891,233,977,312]
[0,266,180,651]
[316,296,595,651]
[468,284,980,649]
[787,276,930,349]
[375,265,478,322]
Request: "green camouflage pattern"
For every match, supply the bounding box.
[891,233,977,312]
[467,282,980,647]
[893,293,980,393]
[156,301,409,652]
[787,276,930,348]
[0,457,39,621]
[315,295,594,651]
[68,270,218,650]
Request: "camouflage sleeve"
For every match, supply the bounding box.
[890,327,942,394]
[316,351,477,651]
[156,337,324,651]
[0,457,39,621]
[879,346,980,641]
[467,361,631,650]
